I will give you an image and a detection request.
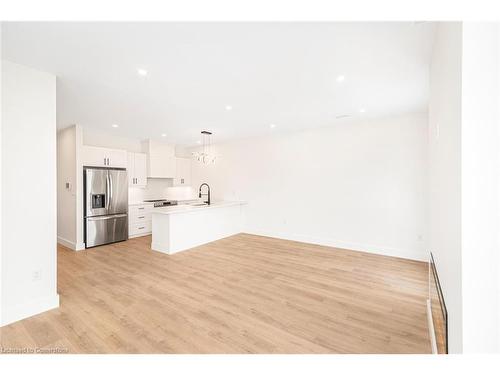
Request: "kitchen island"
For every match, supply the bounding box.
[151,201,247,255]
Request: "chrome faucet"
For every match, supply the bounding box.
[199,183,211,205]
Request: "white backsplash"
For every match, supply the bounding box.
[129,178,196,203]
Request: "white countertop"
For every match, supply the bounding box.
[152,201,246,215]
[129,198,202,206]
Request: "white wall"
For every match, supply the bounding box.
[56,124,85,250]
[1,60,59,326]
[57,126,77,249]
[428,22,463,354]
[0,23,3,326]
[498,25,500,351]
[428,22,500,354]
[82,127,143,153]
[461,22,500,354]
[191,112,429,261]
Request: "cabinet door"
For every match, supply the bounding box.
[182,158,191,186]
[134,153,147,187]
[107,148,127,168]
[82,145,108,167]
[174,157,191,186]
[127,152,135,186]
[83,145,127,168]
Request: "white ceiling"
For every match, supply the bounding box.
[2,22,435,145]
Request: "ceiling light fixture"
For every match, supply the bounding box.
[336,75,345,83]
[161,133,167,137]
[359,108,366,113]
[225,105,232,111]
[137,68,148,77]
[111,124,119,128]
[269,123,276,129]
[192,131,216,164]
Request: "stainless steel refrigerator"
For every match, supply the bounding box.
[84,168,128,248]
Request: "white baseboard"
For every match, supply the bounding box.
[244,230,427,261]
[1,294,60,327]
[57,236,85,251]
[427,299,438,354]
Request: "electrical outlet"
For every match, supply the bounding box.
[32,269,42,281]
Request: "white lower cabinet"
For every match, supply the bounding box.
[129,221,152,236]
[128,203,153,238]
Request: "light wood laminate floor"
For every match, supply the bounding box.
[0,233,431,353]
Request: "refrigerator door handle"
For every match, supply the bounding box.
[106,172,111,210]
[109,172,113,209]
[88,213,127,221]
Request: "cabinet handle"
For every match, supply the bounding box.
[104,157,106,165]
[138,216,145,219]
[107,158,110,165]
[138,207,144,210]
[138,227,145,230]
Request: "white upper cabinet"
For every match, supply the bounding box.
[141,140,176,178]
[134,153,147,186]
[82,145,127,168]
[174,157,191,186]
[127,152,147,187]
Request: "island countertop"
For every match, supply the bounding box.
[152,201,247,215]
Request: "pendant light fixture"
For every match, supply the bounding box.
[192,131,216,164]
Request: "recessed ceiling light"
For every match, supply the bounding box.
[269,123,276,129]
[137,68,148,77]
[336,75,345,83]
[225,105,232,111]
[161,133,167,137]
[359,108,366,113]
[111,124,119,128]
[196,140,202,144]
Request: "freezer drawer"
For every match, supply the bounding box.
[86,214,128,248]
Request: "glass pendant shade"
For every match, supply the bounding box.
[192,131,216,164]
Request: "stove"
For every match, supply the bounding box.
[143,199,178,208]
